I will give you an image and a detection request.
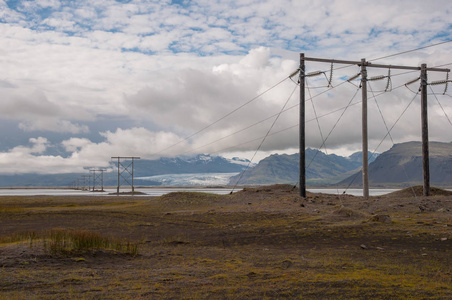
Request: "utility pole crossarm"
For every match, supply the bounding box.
[303,56,450,72]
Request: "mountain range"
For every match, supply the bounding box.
[231,141,452,188]
[228,149,378,186]
[0,141,450,187]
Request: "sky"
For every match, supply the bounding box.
[0,0,451,174]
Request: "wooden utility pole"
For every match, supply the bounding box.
[420,64,430,196]
[299,54,449,197]
[360,59,369,198]
[299,53,306,198]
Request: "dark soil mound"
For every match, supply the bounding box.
[240,184,298,194]
[159,191,221,206]
[108,191,147,195]
[386,186,452,198]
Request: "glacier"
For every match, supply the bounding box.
[136,172,239,186]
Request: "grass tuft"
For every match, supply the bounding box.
[1,228,138,256]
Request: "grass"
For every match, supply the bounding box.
[44,229,139,256]
[0,189,451,299]
[0,229,138,256]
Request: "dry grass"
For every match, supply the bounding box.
[0,185,451,299]
[0,229,138,256]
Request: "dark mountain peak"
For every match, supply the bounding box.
[386,141,452,157]
[348,151,379,163]
[339,141,452,187]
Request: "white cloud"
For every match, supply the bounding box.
[0,0,450,174]
[19,120,89,134]
[0,127,187,174]
[0,137,81,174]
[0,87,92,133]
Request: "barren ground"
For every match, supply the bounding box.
[1,185,451,299]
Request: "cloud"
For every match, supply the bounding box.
[60,127,187,166]
[0,87,91,133]
[19,120,89,134]
[0,137,80,174]
[0,0,450,175]
[0,127,186,174]
[127,47,299,134]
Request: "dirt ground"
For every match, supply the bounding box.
[0,185,451,299]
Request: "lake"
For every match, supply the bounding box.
[0,187,403,197]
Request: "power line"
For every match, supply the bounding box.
[314,41,452,75]
[429,85,452,128]
[178,68,365,156]
[306,86,362,171]
[179,66,432,156]
[150,75,294,157]
[230,82,299,193]
[370,39,452,62]
[344,88,420,193]
[368,82,418,197]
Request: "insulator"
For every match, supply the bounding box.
[306,71,324,77]
[430,80,452,85]
[347,73,361,82]
[327,63,333,87]
[405,77,420,86]
[385,68,391,92]
[289,69,300,79]
[444,72,449,95]
[368,75,386,81]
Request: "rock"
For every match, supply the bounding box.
[370,214,392,223]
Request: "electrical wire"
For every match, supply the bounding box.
[429,85,452,128]
[209,124,299,155]
[182,67,427,161]
[150,74,293,157]
[229,82,299,193]
[178,63,452,159]
[343,87,420,192]
[194,67,446,158]
[176,69,356,157]
[370,39,452,62]
[306,77,328,155]
[306,86,362,171]
[367,83,418,197]
[312,41,452,76]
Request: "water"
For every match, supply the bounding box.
[0,187,402,197]
[306,188,400,196]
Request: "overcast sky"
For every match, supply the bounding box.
[1,0,451,174]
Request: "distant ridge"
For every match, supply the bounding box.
[338,141,452,187]
[229,149,378,185]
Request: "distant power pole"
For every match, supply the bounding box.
[111,157,140,195]
[81,175,91,191]
[299,53,450,198]
[90,168,106,192]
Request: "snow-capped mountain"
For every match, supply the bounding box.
[0,154,253,187]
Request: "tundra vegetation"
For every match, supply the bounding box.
[0,185,451,299]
